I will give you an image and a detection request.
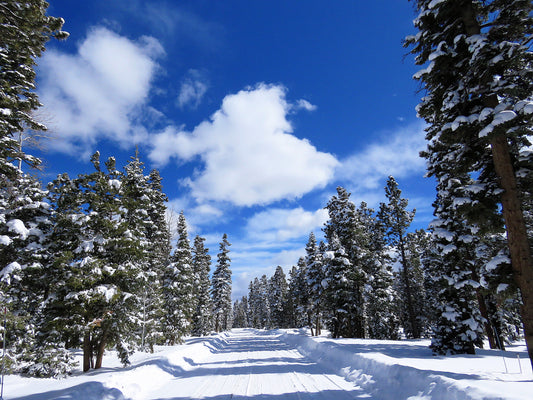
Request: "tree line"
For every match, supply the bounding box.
[233,178,522,354]
[2,148,233,376]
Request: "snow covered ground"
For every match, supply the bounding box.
[3,328,532,399]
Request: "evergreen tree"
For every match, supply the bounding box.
[191,235,213,336]
[0,172,68,375]
[211,233,232,332]
[0,0,68,180]
[141,169,171,349]
[360,201,399,340]
[378,176,419,338]
[323,232,357,338]
[286,265,300,328]
[428,177,485,355]
[397,230,432,338]
[269,266,289,328]
[324,187,368,337]
[295,257,313,330]
[305,233,326,336]
[406,0,533,365]
[248,278,263,328]
[162,211,194,344]
[45,153,144,372]
[232,297,250,328]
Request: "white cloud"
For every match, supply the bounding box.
[39,27,163,153]
[294,99,317,112]
[246,207,328,242]
[149,84,339,206]
[177,69,209,109]
[338,121,427,191]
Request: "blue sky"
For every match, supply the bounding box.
[34,0,435,298]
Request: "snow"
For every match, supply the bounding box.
[0,261,22,284]
[108,179,121,190]
[0,235,12,245]
[4,329,532,400]
[480,110,517,137]
[6,219,29,240]
[428,0,446,9]
[486,254,511,271]
[96,284,118,301]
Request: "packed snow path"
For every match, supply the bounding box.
[144,329,371,399]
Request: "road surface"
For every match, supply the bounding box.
[147,329,372,399]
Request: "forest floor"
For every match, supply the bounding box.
[4,328,533,399]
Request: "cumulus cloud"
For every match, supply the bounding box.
[177,69,209,109]
[338,121,427,190]
[149,84,339,206]
[38,27,163,154]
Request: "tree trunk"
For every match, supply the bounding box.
[399,235,420,338]
[83,331,91,372]
[95,331,108,369]
[490,134,533,367]
[476,289,496,349]
[459,0,533,370]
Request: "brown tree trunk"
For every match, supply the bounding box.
[459,0,533,370]
[95,331,108,369]
[476,289,496,349]
[83,331,92,372]
[490,134,533,368]
[399,234,420,338]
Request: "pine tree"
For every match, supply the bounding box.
[323,232,357,338]
[0,172,65,375]
[397,230,432,337]
[141,169,171,349]
[294,257,313,330]
[0,0,68,180]
[324,187,368,337]
[191,235,213,336]
[211,233,232,332]
[427,177,485,355]
[232,297,250,328]
[378,176,419,338]
[269,266,289,328]
[305,233,326,336]
[45,153,144,372]
[406,0,533,366]
[360,201,399,340]
[162,211,195,344]
[285,265,300,328]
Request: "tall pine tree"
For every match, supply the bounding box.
[211,233,232,332]
[406,0,533,365]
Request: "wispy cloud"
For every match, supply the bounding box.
[149,84,339,206]
[39,27,164,155]
[177,69,209,109]
[338,121,427,191]
[246,207,328,242]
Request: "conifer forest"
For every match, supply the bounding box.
[1,0,533,379]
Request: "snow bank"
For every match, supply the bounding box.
[279,329,533,400]
[3,334,221,400]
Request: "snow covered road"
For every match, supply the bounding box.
[145,329,370,399]
[7,329,369,400]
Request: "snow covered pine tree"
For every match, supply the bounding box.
[406,0,533,364]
